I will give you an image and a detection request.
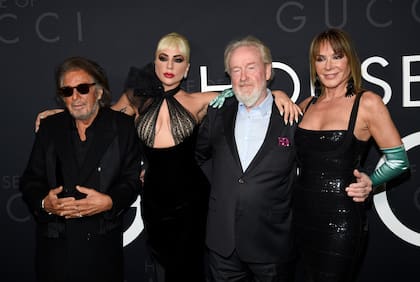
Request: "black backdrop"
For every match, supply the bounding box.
[1,1,419,281]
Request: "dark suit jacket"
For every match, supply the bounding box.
[196,95,297,263]
[20,108,141,282]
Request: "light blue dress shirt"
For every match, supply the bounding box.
[235,89,273,171]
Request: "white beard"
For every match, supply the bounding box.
[234,84,266,107]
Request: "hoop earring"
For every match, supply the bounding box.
[346,77,355,97]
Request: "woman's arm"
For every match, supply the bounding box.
[35,109,64,132]
[361,91,409,187]
[271,90,303,125]
[362,91,403,148]
[111,92,137,116]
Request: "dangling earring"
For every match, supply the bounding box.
[184,64,190,80]
[314,76,321,98]
[311,76,321,104]
[345,77,355,97]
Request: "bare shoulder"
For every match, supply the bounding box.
[271,89,287,96]
[358,90,392,130]
[188,91,219,102]
[357,90,402,146]
[178,91,218,108]
[176,90,219,123]
[298,96,314,112]
[359,90,386,112]
[176,90,212,107]
[360,90,383,103]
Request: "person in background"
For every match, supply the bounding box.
[20,56,141,282]
[293,28,409,282]
[33,32,301,282]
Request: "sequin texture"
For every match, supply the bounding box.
[293,93,370,282]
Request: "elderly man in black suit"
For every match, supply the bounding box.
[20,56,141,282]
[196,36,297,282]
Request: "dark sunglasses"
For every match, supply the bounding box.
[58,83,96,97]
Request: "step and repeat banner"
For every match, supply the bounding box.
[1,0,419,281]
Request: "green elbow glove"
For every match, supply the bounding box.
[370,144,410,187]
[209,88,234,109]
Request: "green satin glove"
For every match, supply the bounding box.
[209,88,234,109]
[370,145,409,187]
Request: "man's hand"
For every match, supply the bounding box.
[61,186,113,219]
[42,186,77,215]
[345,169,373,202]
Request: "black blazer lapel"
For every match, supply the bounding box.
[222,100,243,171]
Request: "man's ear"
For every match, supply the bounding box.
[96,88,103,100]
[265,64,272,81]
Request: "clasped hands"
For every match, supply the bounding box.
[42,186,113,219]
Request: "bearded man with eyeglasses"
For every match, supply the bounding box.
[20,56,142,282]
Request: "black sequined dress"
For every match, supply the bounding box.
[293,93,369,282]
[124,64,209,282]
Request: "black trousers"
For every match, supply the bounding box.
[208,249,295,282]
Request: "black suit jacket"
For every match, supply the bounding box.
[20,108,141,282]
[196,95,297,263]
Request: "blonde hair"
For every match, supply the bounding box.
[155,32,191,62]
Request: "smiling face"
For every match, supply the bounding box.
[228,45,271,108]
[61,69,102,123]
[154,47,190,91]
[314,41,351,92]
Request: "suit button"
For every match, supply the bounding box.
[238,178,245,184]
[87,233,91,241]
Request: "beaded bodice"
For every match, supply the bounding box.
[137,93,196,147]
[123,63,196,147]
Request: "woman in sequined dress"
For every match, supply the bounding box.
[293,28,409,282]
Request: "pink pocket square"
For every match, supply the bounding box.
[278,137,290,147]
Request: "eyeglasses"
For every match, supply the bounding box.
[58,83,96,97]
